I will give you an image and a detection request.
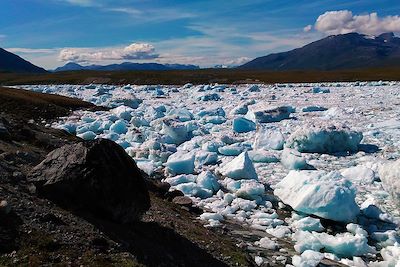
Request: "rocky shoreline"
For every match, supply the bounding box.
[0,87,253,266]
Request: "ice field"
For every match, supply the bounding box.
[17,82,400,266]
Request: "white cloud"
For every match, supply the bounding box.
[314,10,400,35]
[303,25,312,33]
[107,7,142,15]
[224,57,251,66]
[6,48,57,54]
[104,7,196,23]
[58,43,159,63]
[62,0,97,7]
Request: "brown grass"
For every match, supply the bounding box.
[1,67,400,85]
[0,86,98,121]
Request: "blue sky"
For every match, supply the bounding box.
[1,0,400,69]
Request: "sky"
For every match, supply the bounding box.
[1,0,400,69]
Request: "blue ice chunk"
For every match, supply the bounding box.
[198,93,221,101]
[197,171,220,192]
[167,108,194,122]
[281,148,313,170]
[175,182,213,199]
[247,84,260,92]
[231,104,248,115]
[195,151,219,166]
[77,131,97,140]
[166,151,195,175]
[110,120,128,134]
[197,107,225,117]
[82,116,96,123]
[162,119,191,145]
[202,141,224,152]
[102,132,120,141]
[56,123,77,134]
[233,117,256,133]
[302,106,328,112]
[220,151,258,180]
[116,140,131,149]
[312,87,330,94]
[164,174,197,186]
[218,143,247,156]
[204,116,226,125]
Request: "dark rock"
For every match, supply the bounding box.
[0,200,11,215]
[90,236,109,252]
[165,190,184,201]
[172,196,193,207]
[27,139,150,223]
[145,179,171,196]
[40,213,66,226]
[0,117,11,140]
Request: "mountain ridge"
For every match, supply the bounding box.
[238,32,400,70]
[0,48,47,73]
[54,62,200,72]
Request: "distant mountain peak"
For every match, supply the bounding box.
[238,32,400,71]
[54,62,200,72]
[0,48,47,73]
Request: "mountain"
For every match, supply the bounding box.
[0,48,47,73]
[54,62,200,72]
[238,32,400,71]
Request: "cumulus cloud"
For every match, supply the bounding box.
[7,48,57,54]
[313,10,400,35]
[224,57,251,66]
[59,43,159,63]
[303,25,312,33]
[62,0,97,7]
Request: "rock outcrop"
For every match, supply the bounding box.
[28,138,150,223]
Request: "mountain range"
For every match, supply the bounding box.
[238,32,400,70]
[2,32,400,73]
[53,62,200,72]
[0,48,47,73]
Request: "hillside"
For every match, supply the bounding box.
[239,32,400,70]
[0,48,47,73]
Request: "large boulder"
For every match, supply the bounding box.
[28,139,150,223]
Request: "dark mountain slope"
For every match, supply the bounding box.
[0,48,47,73]
[239,32,400,70]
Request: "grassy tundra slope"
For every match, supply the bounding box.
[1,67,400,86]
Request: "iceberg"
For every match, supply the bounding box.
[110,105,134,121]
[248,150,279,163]
[293,229,375,258]
[253,127,285,150]
[165,151,195,175]
[292,250,324,267]
[219,152,258,180]
[232,117,256,133]
[162,118,191,145]
[281,148,312,170]
[109,119,128,134]
[379,159,400,206]
[245,104,294,123]
[285,124,363,154]
[197,171,220,192]
[274,170,359,222]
